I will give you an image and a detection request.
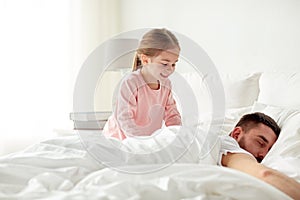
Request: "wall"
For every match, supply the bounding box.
[119,0,300,74]
[0,0,122,156]
[0,0,74,155]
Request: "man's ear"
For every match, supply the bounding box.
[140,54,150,65]
[231,127,242,140]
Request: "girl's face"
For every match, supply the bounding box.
[141,48,179,83]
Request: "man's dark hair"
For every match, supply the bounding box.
[235,112,281,138]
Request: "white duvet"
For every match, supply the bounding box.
[0,132,292,200]
[2,102,300,199]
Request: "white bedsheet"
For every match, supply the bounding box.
[0,134,291,200]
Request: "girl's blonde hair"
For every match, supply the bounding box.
[132,28,180,71]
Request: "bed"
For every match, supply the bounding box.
[0,71,299,199]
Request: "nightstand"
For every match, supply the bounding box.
[69,111,112,130]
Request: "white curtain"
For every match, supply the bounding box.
[0,0,121,155]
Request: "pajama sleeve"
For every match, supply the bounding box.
[164,84,182,126]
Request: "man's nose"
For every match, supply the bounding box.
[257,149,268,161]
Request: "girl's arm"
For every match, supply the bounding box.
[164,89,181,126]
[222,152,300,199]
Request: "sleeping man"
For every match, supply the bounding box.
[103,112,300,198]
[221,112,300,199]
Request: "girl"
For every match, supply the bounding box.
[103,28,182,140]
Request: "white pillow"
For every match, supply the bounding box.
[251,102,300,182]
[219,106,253,135]
[177,72,212,114]
[251,101,287,126]
[220,73,261,108]
[251,102,300,154]
[179,72,261,113]
[258,72,300,108]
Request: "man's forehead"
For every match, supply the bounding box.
[250,123,277,142]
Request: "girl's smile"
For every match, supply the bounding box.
[160,73,169,78]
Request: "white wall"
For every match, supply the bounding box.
[0,0,74,155]
[0,0,121,156]
[72,0,122,113]
[119,0,300,74]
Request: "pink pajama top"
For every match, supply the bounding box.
[103,69,181,140]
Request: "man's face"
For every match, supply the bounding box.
[234,123,277,162]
